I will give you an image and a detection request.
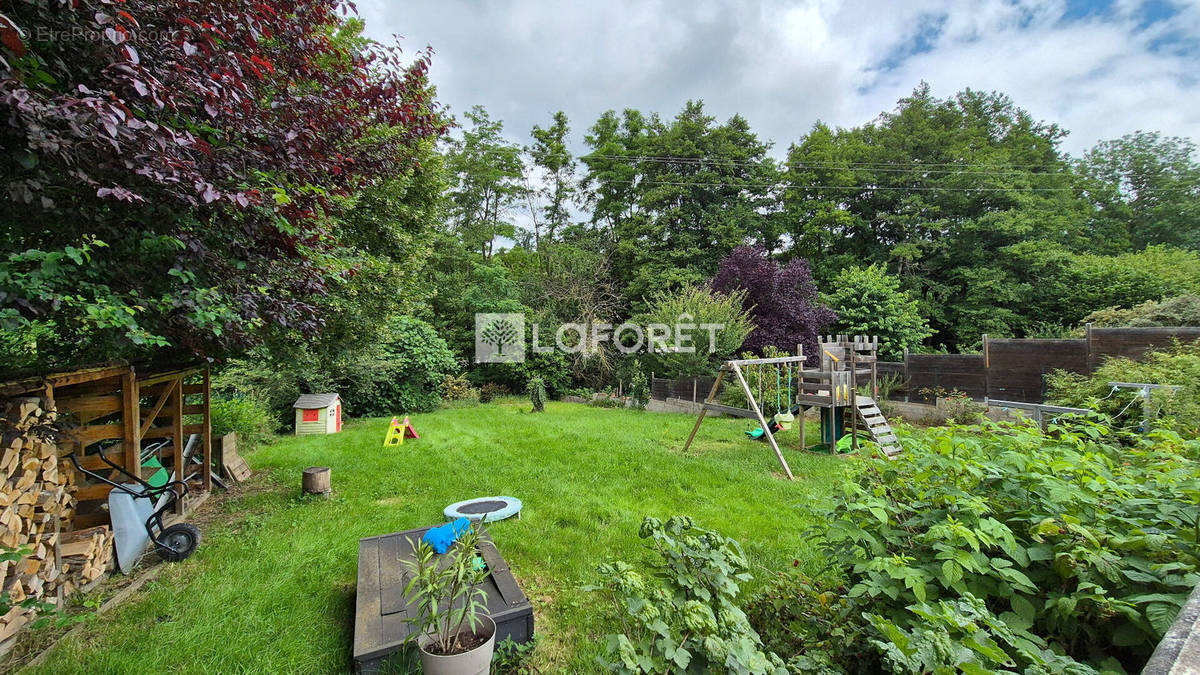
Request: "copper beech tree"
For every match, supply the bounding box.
[0,1,447,369]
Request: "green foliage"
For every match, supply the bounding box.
[441,374,479,402]
[209,397,277,451]
[629,363,650,410]
[400,521,492,655]
[1047,341,1200,435]
[1078,131,1200,251]
[822,265,932,360]
[634,284,754,378]
[775,420,1200,672]
[492,636,541,674]
[589,396,627,409]
[586,516,787,674]
[582,102,781,303]
[478,382,509,404]
[444,106,527,260]
[1083,294,1200,328]
[527,375,547,412]
[718,346,795,418]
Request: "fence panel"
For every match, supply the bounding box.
[650,376,720,402]
[905,354,986,401]
[1090,327,1200,366]
[987,338,1088,403]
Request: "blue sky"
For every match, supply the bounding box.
[360,0,1200,158]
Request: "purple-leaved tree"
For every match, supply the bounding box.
[710,246,836,364]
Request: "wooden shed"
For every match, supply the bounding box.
[293,393,342,435]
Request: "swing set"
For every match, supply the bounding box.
[682,335,902,480]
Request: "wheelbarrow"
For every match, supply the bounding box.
[67,451,201,573]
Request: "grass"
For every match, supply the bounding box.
[21,400,847,673]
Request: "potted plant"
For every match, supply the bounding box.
[401,520,496,675]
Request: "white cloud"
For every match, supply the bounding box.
[357,0,1200,157]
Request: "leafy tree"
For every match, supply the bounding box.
[822,265,932,359]
[1078,131,1200,251]
[526,111,577,245]
[583,101,781,305]
[783,84,1087,347]
[634,283,753,378]
[709,245,835,363]
[0,2,445,371]
[444,106,527,260]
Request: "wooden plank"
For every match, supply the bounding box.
[66,424,124,446]
[700,401,760,420]
[353,536,385,662]
[681,370,726,454]
[70,512,110,529]
[732,363,794,481]
[72,483,114,502]
[202,366,212,492]
[172,378,184,513]
[135,367,201,388]
[182,404,205,416]
[76,448,127,471]
[143,423,203,440]
[378,534,414,616]
[139,379,177,438]
[121,371,140,481]
[182,384,204,395]
[56,394,122,417]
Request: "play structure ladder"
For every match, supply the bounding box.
[854,396,902,458]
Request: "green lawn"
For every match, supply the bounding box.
[23,400,847,673]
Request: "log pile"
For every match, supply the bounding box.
[0,397,112,644]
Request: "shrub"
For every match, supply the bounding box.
[1047,340,1200,436]
[588,396,625,409]
[628,362,650,410]
[634,283,754,378]
[375,316,458,414]
[754,420,1200,672]
[586,516,787,674]
[527,375,546,412]
[821,265,932,360]
[478,382,509,403]
[441,374,478,402]
[1083,294,1200,328]
[209,396,277,450]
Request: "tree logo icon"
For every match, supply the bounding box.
[475,313,525,363]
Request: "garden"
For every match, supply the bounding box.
[2,1,1200,673]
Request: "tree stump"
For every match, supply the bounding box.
[302,467,331,497]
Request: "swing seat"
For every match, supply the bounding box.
[745,427,765,439]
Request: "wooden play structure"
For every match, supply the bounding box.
[682,335,902,480]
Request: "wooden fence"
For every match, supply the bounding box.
[651,326,1200,405]
[887,326,1200,403]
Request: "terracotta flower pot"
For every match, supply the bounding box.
[418,615,496,675]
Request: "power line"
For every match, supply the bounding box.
[591,177,1195,194]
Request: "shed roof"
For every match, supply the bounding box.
[293,393,340,409]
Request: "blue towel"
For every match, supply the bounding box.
[422,517,472,554]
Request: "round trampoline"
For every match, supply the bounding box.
[444,496,522,522]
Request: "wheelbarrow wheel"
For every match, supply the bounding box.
[157,523,201,562]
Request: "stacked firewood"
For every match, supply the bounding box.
[0,397,112,643]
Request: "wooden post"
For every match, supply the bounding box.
[302,466,332,496]
[903,348,910,402]
[1085,322,1094,374]
[172,375,184,514]
[692,378,698,403]
[121,369,140,480]
[732,363,794,480]
[850,340,858,454]
[202,365,212,491]
[682,369,727,453]
[982,334,990,400]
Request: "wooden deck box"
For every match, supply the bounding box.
[353,525,534,673]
